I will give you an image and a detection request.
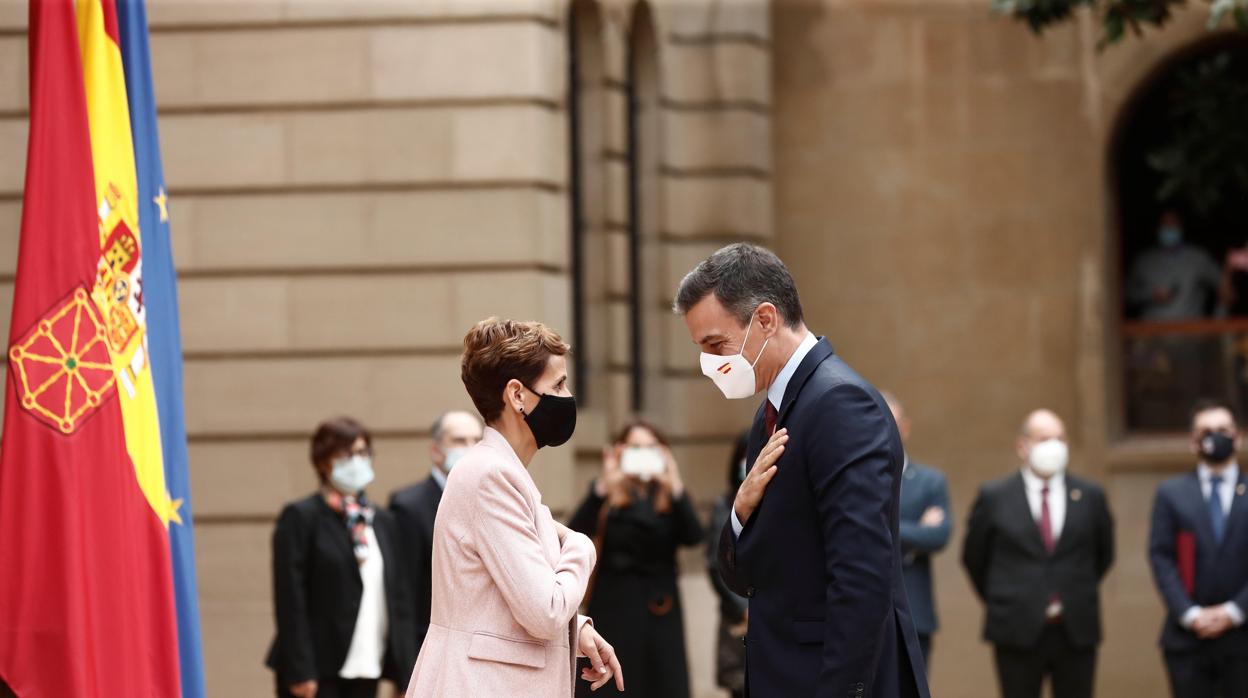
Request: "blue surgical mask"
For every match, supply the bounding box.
[1159,225,1183,248]
[443,447,469,473]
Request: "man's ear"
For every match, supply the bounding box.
[756,302,780,335]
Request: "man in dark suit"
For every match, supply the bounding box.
[1149,399,1248,697]
[674,243,929,698]
[388,410,482,659]
[883,391,952,667]
[962,409,1115,698]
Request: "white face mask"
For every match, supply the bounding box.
[442,447,469,473]
[700,312,770,400]
[1028,439,1068,478]
[331,454,375,495]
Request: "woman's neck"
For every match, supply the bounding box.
[491,417,538,467]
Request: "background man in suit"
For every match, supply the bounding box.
[882,391,952,667]
[675,243,929,698]
[388,410,483,659]
[962,409,1115,698]
[1149,399,1248,697]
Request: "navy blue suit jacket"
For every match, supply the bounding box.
[1149,470,1248,655]
[717,339,929,698]
[899,462,952,637]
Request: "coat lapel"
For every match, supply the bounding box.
[1220,472,1248,547]
[776,338,835,427]
[315,496,359,570]
[1006,473,1048,558]
[1055,478,1086,556]
[1178,472,1219,553]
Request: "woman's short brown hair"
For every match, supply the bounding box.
[461,317,570,423]
[310,416,372,472]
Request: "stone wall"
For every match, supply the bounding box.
[772,1,1231,696]
[0,0,772,695]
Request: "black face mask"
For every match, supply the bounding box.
[522,386,577,448]
[1199,431,1236,464]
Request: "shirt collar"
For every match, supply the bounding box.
[430,465,447,490]
[767,332,819,410]
[1020,466,1064,493]
[1198,462,1240,484]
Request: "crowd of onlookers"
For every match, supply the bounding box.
[264,391,1248,698]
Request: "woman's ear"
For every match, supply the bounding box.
[505,378,527,415]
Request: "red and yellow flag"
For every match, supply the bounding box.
[0,0,181,694]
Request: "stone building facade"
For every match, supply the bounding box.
[0,0,1237,695]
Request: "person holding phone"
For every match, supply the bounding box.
[567,419,705,698]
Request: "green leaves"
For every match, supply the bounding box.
[1145,50,1248,214]
[993,0,1246,45]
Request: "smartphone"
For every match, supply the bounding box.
[619,446,665,482]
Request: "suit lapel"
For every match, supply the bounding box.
[1007,473,1048,558]
[1220,472,1248,546]
[775,338,835,427]
[1178,472,1219,552]
[1055,478,1085,555]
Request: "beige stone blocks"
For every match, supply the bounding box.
[183,354,464,435]
[662,175,771,238]
[0,116,27,195]
[145,0,560,28]
[663,42,770,106]
[0,201,16,270]
[169,189,567,271]
[662,109,770,172]
[658,0,770,42]
[189,435,433,518]
[160,104,564,190]
[150,22,562,108]
[0,36,25,113]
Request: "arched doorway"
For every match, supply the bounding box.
[626,1,662,413]
[568,0,608,408]
[1113,34,1248,432]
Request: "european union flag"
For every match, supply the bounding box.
[117,3,207,697]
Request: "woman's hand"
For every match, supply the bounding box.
[657,445,685,499]
[578,623,625,692]
[594,445,629,505]
[288,680,317,698]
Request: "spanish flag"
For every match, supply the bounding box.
[0,1,201,695]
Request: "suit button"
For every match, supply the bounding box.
[745,586,755,598]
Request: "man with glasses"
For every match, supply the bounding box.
[1150,399,1248,697]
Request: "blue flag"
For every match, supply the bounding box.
[117,3,207,697]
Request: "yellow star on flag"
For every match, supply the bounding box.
[153,187,169,222]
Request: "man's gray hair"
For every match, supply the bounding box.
[672,243,804,328]
[431,413,450,442]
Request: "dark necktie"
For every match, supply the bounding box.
[764,400,778,438]
[1039,485,1055,553]
[1210,474,1227,546]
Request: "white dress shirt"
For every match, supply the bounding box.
[431,464,448,490]
[1020,467,1066,544]
[1198,462,1238,518]
[1180,462,1244,630]
[731,332,819,537]
[339,526,389,679]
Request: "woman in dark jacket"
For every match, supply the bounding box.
[568,419,704,698]
[707,432,750,698]
[267,417,415,698]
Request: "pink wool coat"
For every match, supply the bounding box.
[406,427,596,697]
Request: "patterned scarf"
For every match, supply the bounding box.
[323,488,374,564]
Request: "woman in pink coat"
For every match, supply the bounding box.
[407,317,625,697]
